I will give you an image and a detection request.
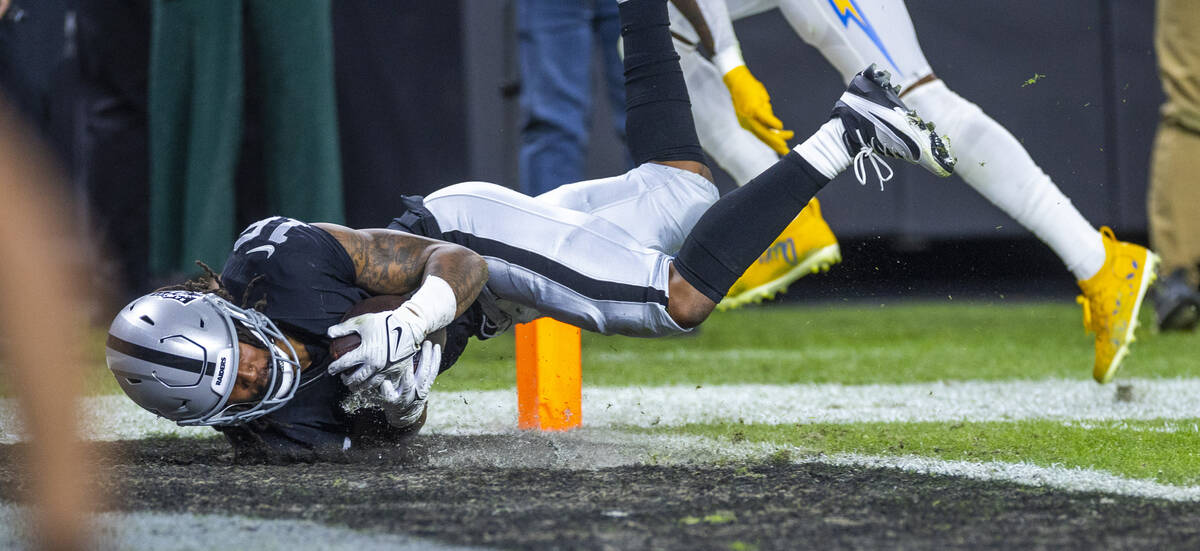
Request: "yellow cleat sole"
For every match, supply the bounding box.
[717,244,842,311]
[1094,251,1160,384]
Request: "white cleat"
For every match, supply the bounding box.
[832,64,956,187]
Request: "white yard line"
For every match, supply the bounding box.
[821,452,1200,502]
[428,377,1200,433]
[1,378,1198,442]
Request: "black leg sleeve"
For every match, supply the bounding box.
[674,151,831,302]
[619,0,706,165]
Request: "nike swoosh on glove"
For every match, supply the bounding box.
[326,304,425,389]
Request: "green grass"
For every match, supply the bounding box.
[38,300,1200,396]
[660,418,1200,486]
[435,301,1200,391]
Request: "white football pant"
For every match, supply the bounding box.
[424,163,718,337]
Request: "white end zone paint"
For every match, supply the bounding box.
[2,378,1199,441]
[425,377,1200,432]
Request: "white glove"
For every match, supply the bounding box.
[381,340,441,428]
[327,304,425,389]
[326,276,458,390]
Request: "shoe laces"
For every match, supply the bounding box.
[851,129,894,191]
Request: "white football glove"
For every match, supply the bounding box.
[327,304,426,389]
[327,276,457,391]
[381,339,441,428]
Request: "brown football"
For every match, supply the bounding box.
[329,294,447,363]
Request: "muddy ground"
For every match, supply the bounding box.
[2,435,1199,550]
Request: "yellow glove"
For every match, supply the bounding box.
[722,65,795,155]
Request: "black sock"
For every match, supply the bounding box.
[619,0,706,165]
[674,151,831,302]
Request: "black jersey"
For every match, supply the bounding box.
[221,216,368,342]
[216,215,479,461]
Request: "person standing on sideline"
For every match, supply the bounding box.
[148,0,345,278]
[518,0,631,196]
[1147,0,1200,332]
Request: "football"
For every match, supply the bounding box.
[329,294,447,363]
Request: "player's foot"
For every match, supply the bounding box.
[718,198,841,311]
[1149,268,1200,332]
[832,64,955,186]
[1076,227,1159,383]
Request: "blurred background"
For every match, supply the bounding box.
[0,0,1163,306]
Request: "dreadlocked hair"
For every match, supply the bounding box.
[155,261,271,349]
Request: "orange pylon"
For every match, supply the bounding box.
[515,317,581,431]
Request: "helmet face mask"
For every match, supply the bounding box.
[106,291,301,426]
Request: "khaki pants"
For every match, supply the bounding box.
[1149,0,1200,286]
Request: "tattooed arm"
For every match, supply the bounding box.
[314,223,487,317]
[316,223,488,396]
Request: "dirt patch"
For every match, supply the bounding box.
[2,436,1199,550]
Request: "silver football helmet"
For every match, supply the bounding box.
[105,290,301,426]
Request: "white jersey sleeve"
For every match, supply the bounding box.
[697,0,746,73]
[669,0,746,73]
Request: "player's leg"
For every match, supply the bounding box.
[425,180,687,337]
[419,0,707,338]
[779,0,1155,382]
[532,0,724,254]
[670,65,954,327]
[432,1,949,337]
[887,28,1152,382]
[666,1,841,309]
[428,0,944,338]
[424,73,946,338]
[540,161,839,295]
[535,163,719,254]
[618,0,951,328]
[900,80,1109,281]
[779,0,1108,279]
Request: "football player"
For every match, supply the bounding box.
[668,0,1158,383]
[105,0,953,461]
